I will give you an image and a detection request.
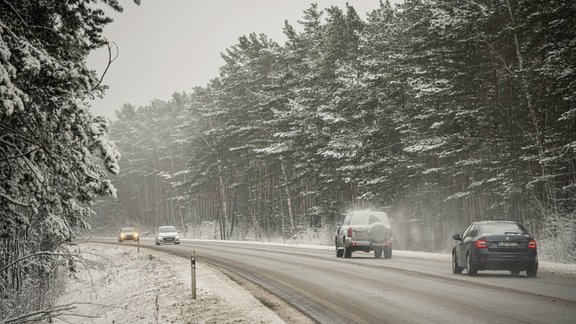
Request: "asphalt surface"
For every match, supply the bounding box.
[94,238,576,324]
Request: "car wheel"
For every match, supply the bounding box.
[526,261,538,278]
[175,242,180,245]
[384,247,392,259]
[466,253,477,276]
[155,241,160,246]
[374,248,382,259]
[344,244,352,258]
[452,252,463,274]
[335,240,344,258]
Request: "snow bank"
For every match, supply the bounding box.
[53,243,284,323]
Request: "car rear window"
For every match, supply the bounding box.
[350,211,390,226]
[479,223,526,235]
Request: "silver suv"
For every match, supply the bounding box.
[335,210,393,259]
[155,226,180,245]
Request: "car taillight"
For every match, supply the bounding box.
[475,239,487,249]
[347,228,352,238]
[528,239,537,249]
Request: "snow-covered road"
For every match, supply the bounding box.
[53,240,576,323]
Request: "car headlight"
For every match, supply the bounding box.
[175,235,180,240]
[120,234,125,238]
[134,233,139,237]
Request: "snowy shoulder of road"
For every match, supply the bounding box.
[54,242,284,324]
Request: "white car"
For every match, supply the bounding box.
[155,226,180,245]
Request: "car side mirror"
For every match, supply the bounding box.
[452,234,462,241]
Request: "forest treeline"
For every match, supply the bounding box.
[93,0,576,259]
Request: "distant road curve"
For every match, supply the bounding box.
[93,238,576,324]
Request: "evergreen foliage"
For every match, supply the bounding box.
[95,1,575,259]
[0,0,122,319]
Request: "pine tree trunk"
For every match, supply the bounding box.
[218,169,228,240]
[248,171,262,240]
[280,159,296,235]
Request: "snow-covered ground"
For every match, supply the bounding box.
[53,240,576,323]
[53,243,285,324]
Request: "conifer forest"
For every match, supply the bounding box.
[98,1,576,255]
[1,0,576,319]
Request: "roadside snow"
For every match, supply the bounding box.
[53,243,284,324]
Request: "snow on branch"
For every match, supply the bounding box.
[0,301,124,324]
[0,251,79,273]
[0,192,29,207]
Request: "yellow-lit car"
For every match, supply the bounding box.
[118,227,139,242]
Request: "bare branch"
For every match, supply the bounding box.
[0,251,77,273]
[0,301,124,324]
[1,0,65,43]
[0,192,29,208]
[1,305,77,324]
[91,41,119,91]
[0,147,14,181]
[0,148,38,162]
[0,21,18,39]
[1,0,28,28]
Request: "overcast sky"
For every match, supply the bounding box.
[87,1,394,120]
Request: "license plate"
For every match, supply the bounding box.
[498,242,518,247]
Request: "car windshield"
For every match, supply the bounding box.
[350,211,390,226]
[479,223,526,235]
[121,227,134,232]
[159,226,177,233]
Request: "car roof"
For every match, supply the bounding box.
[349,210,388,216]
[472,221,518,225]
[348,210,390,225]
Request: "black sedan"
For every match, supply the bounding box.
[451,221,538,277]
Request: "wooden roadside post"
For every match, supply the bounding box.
[191,250,196,300]
[137,238,140,252]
